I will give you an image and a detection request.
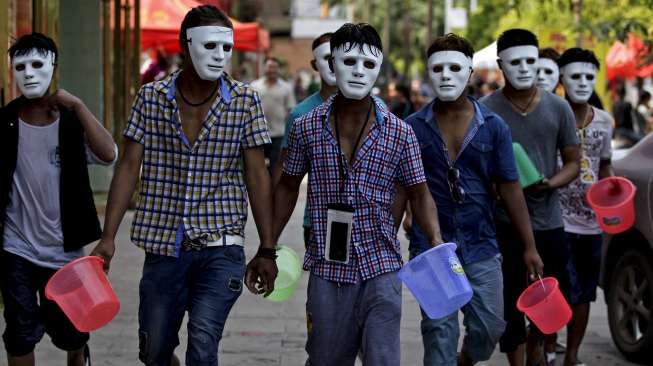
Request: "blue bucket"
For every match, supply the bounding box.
[398,242,473,319]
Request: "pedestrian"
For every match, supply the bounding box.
[266,23,443,366]
[251,57,297,170]
[404,33,543,366]
[91,5,278,365]
[557,47,614,366]
[536,47,560,93]
[480,28,581,366]
[1,32,117,366]
[272,32,339,248]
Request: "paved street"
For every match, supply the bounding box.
[0,185,640,365]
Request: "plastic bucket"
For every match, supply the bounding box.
[45,256,120,332]
[398,242,473,319]
[266,245,302,302]
[586,176,636,234]
[513,143,544,188]
[517,277,571,334]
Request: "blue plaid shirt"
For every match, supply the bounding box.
[284,95,426,283]
[123,72,270,257]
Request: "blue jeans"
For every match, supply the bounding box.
[305,271,402,366]
[420,254,506,365]
[138,245,245,366]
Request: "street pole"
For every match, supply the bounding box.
[572,0,583,47]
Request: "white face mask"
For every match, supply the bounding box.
[498,45,539,90]
[536,58,560,93]
[12,49,55,99]
[332,43,383,100]
[561,62,597,104]
[313,42,336,86]
[186,26,233,81]
[428,51,472,102]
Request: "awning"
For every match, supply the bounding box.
[606,34,653,81]
[473,42,499,70]
[140,0,269,53]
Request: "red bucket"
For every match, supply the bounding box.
[586,176,636,234]
[517,277,571,334]
[45,256,120,332]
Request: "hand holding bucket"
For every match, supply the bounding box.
[398,243,473,319]
[265,245,302,302]
[586,176,636,234]
[517,277,571,334]
[45,256,120,332]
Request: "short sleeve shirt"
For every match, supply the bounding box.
[406,98,519,263]
[123,72,271,256]
[481,90,579,231]
[284,95,426,283]
[559,107,613,234]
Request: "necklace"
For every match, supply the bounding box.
[504,88,537,116]
[178,80,220,107]
[578,106,594,148]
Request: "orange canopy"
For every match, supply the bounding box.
[141,0,269,53]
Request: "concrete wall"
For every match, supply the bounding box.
[58,0,112,192]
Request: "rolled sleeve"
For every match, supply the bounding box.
[398,128,426,187]
[241,92,272,148]
[493,119,519,182]
[283,115,308,176]
[123,88,147,144]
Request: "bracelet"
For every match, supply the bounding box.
[255,247,278,260]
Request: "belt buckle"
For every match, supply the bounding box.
[182,237,206,251]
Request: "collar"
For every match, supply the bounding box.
[155,71,233,105]
[320,93,388,127]
[420,96,489,128]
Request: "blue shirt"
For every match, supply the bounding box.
[281,92,325,228]
[405,98,518,264]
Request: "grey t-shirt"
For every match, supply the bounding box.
[481,90,579,230]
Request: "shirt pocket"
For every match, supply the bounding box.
[467,140,494,177]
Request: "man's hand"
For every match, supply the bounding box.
[48,89,82,111]
[525,178,552,194]
[245,256,278,296]
[523,247,544,282]
[90,238,116,273]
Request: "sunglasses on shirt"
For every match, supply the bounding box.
[447,167,466,204]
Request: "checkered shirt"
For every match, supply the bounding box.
[284,95,426,283]
[123,72,270,257]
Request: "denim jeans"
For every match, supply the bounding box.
[420,254,506,365]
[305,271,402,366]
[138,245,245,366]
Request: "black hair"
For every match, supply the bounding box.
[497,28,539,53]
[557,47,600,69]
[312,32,333,51]
[330,23,382,56]
[426,33,474,59]
[180,5,233,48]
[639,91,651,104]
[539,47,560,61]
[9,32,58,63]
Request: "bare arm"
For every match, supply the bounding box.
[599,159,614,179]
[271,149,288,188]
[272,172,304,242]
[497,180,544,278]
[391,184,408,232]
[90,139,143,271]
[550,145,581,189]
[404,183,443,245]
[243,146,275,249]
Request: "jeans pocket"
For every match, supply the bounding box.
[222,245,245,264]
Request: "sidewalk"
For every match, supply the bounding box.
[0,186,637,365]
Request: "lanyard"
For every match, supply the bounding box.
[333,100,374,197]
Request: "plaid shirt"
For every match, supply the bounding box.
[123,72,270,257]
[284,95,426,283]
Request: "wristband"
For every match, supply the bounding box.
[255,247,278,260]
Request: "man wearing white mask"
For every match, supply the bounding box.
[404,33,543,366]
[94,5,278,365]
[273,32,338,247]
[536,47,561,93]
[481,29,580,366]
[557,48,613,366]
[1,33,116,366]
[270,23,443,365]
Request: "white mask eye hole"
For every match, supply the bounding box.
[203,42,217,50]
[363,60,376,69]
[544,68,553,75]
[570,74,581,80]
[450,64,462,72]
[586,74,595,81]
[323,55,330,61]
[343,58,356,66]
[14,63,26,72]
[526,58,536,65]
[32,60,43,69]
[223,44,232,52]
[433,65,443,73]
[509,59,520,66]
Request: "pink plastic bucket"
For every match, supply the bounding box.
[45,256,120,332]
[586,176,636,234]
[517,277,571,334]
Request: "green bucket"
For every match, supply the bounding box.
[266,245,302,302]
[513,143,544,188]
